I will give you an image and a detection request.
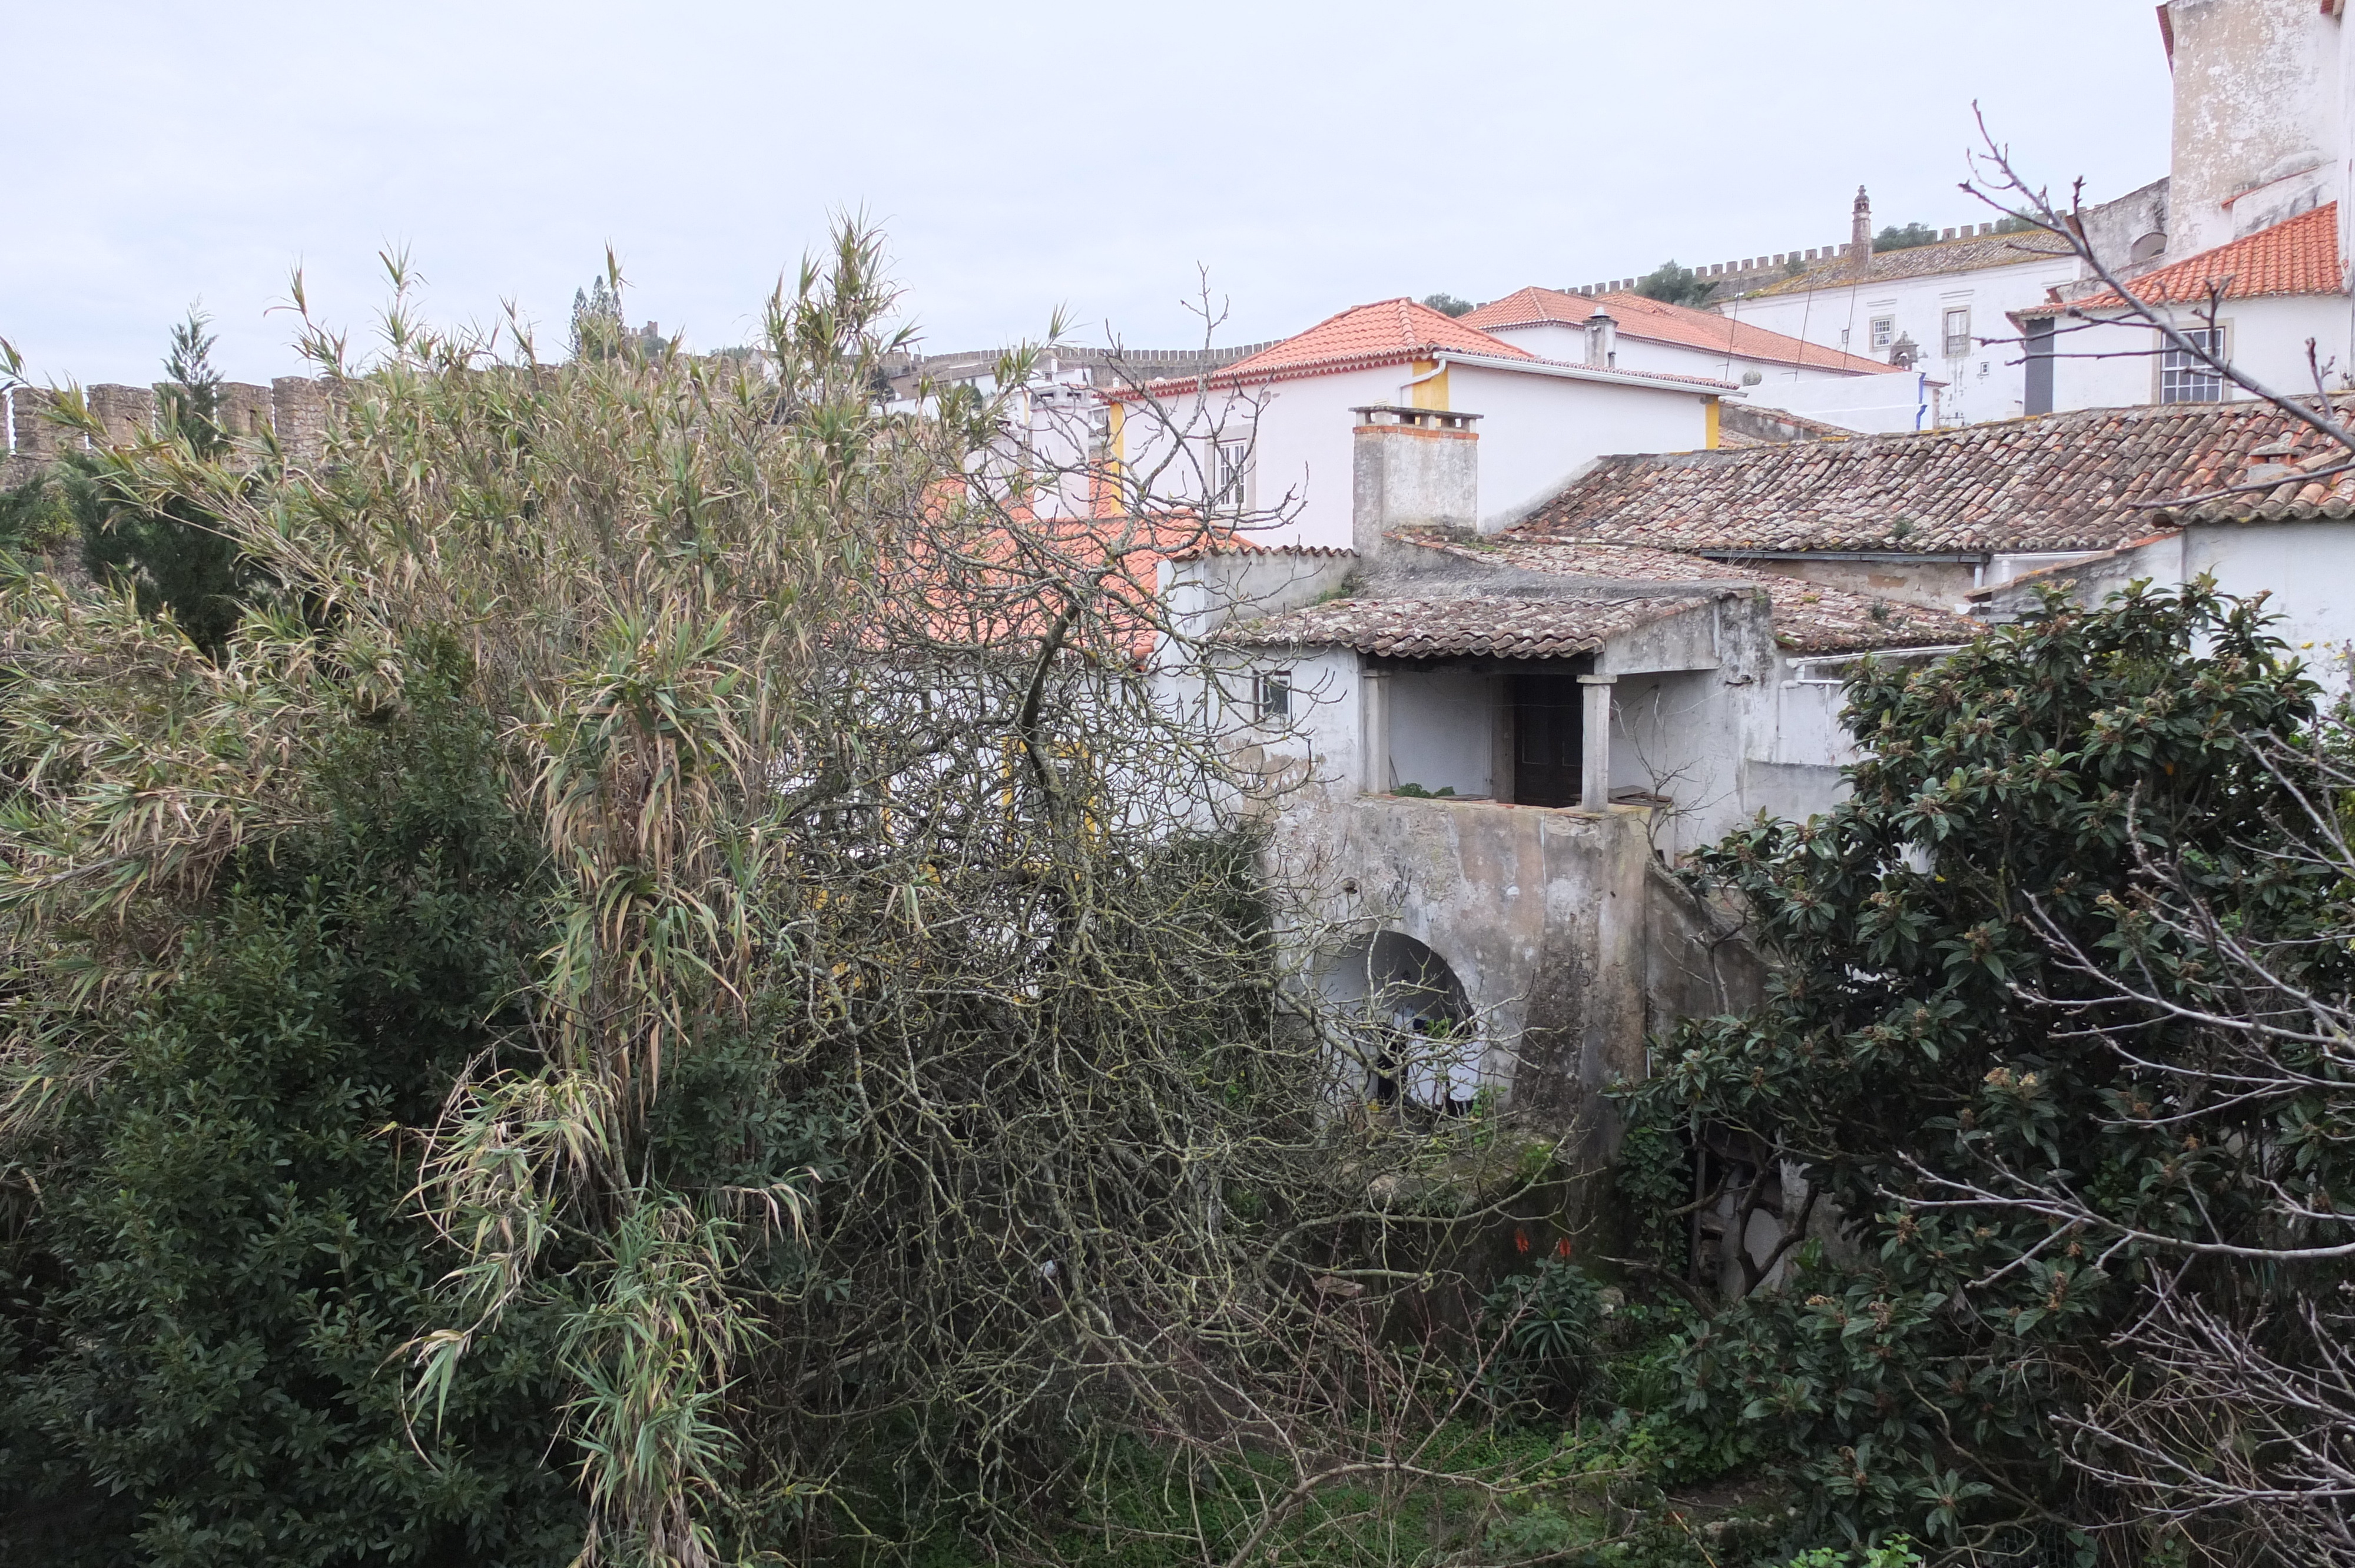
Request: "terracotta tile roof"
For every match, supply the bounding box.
[1745,230,2076,298]
[2141,409,2355,522]
[1160,540,1355,562]
[1464,286,1892,376]
[1225,591,1710,660]
[1399,536,1979,653]
[2041,202,2342,315]
[1222,297,1535,380]
[1107,297,1729,398]
[1518,400,2355,554]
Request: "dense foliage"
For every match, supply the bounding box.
[0,646,580,1564]
[68,311,267,653]
[1628,582,2348,1563]
[1633,261,1713,308]
[0,233,1597,1567]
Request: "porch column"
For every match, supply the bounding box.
[1577,673,1615,808]
[1360,666,1389,795]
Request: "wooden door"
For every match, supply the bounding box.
[1510,671,1584,808]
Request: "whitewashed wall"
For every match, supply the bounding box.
[1481,318,1865,390]
[2188,521,2355,690]
[1447,363,1711,529]
[1724,257,2082,426]
[2045,295,2354,411]
[1117,361,1711,549]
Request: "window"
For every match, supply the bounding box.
[1869,315,1895,351]
[1212,440,1249,507]
[2160,325,2225,404]
[1255,669,1291,722]
[1941,307,1972,359]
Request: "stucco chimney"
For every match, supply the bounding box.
[1584,305,1618,368]
[1851,186,1873,274]
[1349,404,1481,556]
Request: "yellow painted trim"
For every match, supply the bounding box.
[1704,397,1720,450]
[1407,360,1450,410]
[1106,398,1125,490]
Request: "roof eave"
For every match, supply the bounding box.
[1437,350,1733,393]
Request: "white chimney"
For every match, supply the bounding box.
[1584,305,1618,368]
[1350,404,1481,556]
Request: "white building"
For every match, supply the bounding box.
[2025,202,2349,411]
[1966,398,2355,692]
[1713,190,2090,428]
[1110,298,1725,549]
[1683,0,2355,424]
[1461,285,1933,434]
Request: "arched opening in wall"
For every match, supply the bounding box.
[1317,931,1478,1119]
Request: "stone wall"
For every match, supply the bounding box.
[1,375,339,476]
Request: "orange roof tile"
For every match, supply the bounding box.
[1463,286,1892,376]
[1107,296,1732,401]
[2049,202,2343,315]
[1217,297,1536,382]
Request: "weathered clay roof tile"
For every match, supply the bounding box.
[1747,229,2075,298]
[1406,538,1979,654]
[1520,400,2355,550]
[1223,592,1708,660]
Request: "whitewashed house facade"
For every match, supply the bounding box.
[1111,298,1726,549]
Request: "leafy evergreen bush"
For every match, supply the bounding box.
[1630,581,2342,1560]
[0,645,583,1564]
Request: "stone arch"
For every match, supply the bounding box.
[1318,930,1480,1117]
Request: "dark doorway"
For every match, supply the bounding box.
[2023,316,2055,415]
[1510,670,1584,807]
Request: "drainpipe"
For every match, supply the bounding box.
[1578,673,1615,808]
[1398,362,1448,404]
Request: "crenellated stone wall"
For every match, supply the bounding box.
[1,374,340,478]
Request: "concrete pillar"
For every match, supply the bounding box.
[1578,673,1615,809]
[1360,667,1390,795]
[87,384,156,448]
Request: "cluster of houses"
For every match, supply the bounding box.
[7,0,2353,1244]
[1103,0,2355,1173]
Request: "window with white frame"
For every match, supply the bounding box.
[1212,440,1249,508]
[2160,325,2226,404]
[1255,669,1291,722]
[1869,315,1895,351]
[1941,307,1972,359]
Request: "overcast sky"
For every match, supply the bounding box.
[4,1,2176,388]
